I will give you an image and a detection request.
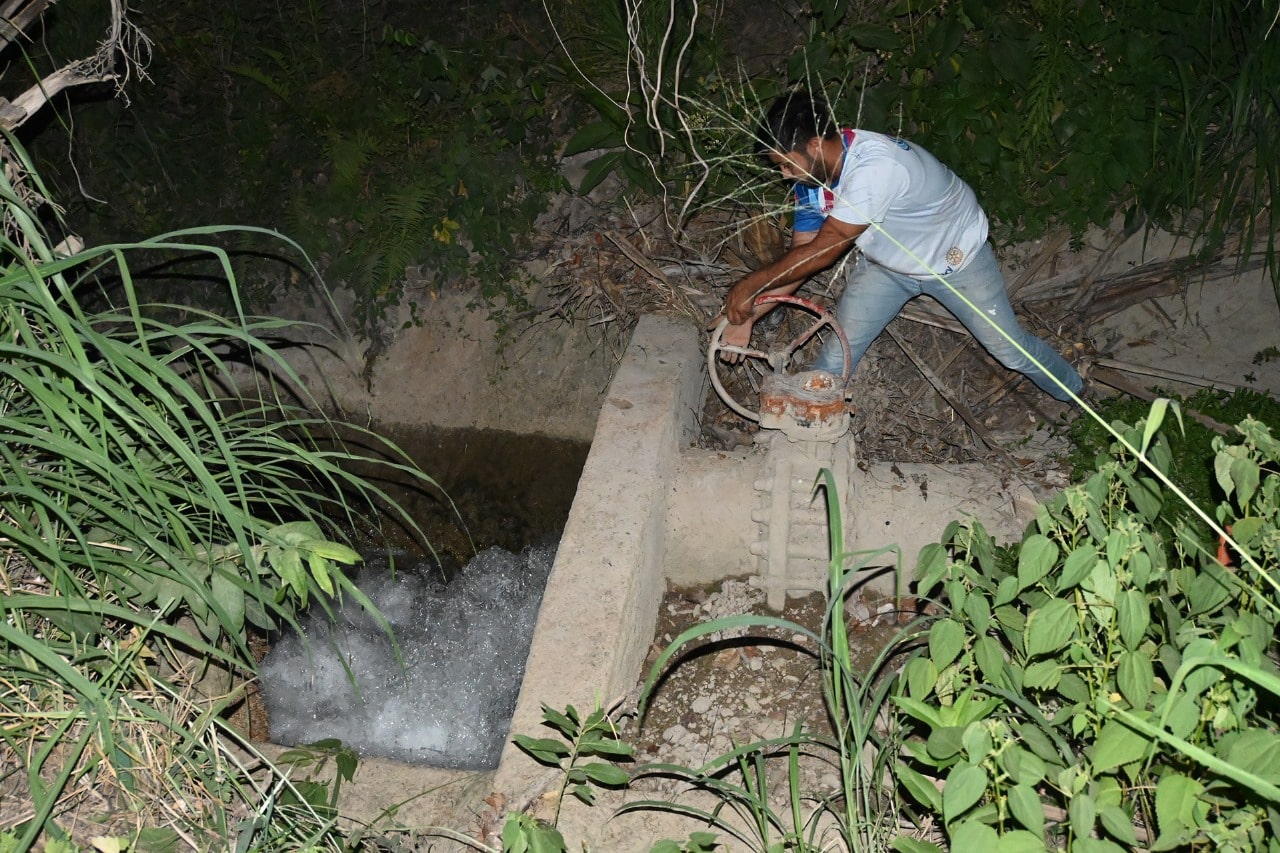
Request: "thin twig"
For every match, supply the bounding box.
[887,327,1019,467]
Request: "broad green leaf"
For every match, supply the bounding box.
[1022,660,1062,690]
[1129,549,1152,588]
[847,22,902,50]
[994,604,1025,634]
[1071,839,1126,853]
[306,551,335,597]
[1186,563,1233,616]
[576,150,623,195]
[891,837,944,853]
[1231,516,1264,550]
[1155,773,1206,839]
[995,829,1049,853]
[1224,728,1280,783]
[1105,527,1126,568]
[1093,718,1150,773]
[1140,399,1170,453]
[1229,455,1260,505]
[1000,746,1046,786]
[950,690,999,726]
[1069,791,1097,838]
[974,636,1007,686]
[893,695,946,730]
[274,546,306,598]
[897,762,943,812]
[1017,534,1058,590]
[1099,804,1139,846]
[581,762,628,786]
[942,764,988,823]
[562,119,623,157]
[906,656,940,700]
[1006,783,1044,835]
[948,818,998,849]
[916,542,949,591]
[1017,724,1060,764]
[994,575,1020,607]
[296,538,362,564]
[1115,589,1150,651]
[512,735,570,763]
[930,618,966,670]
[1057,545,1097,593]
[1024,599,1076,658]
[210,569,245,635]
[1117,649,1154,710]
[963,592,992,632]
[578,736,633,759]
[962,722,993,763]
[1058,673,1091,704]
[926,726,966,761]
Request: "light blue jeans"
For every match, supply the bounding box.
[813,244,1083,402]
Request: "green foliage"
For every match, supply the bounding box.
[555,0,1280,306]
[893,406,1280,850]
[795,0,1280,285]
[32,0,564,329]
[274,739,361,821]
[514,703,634,824]
[1066,388,1280,546]
[0,134,431,851]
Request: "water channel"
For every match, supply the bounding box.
[259,426,589,769]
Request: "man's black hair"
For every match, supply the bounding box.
[757,91,839,155]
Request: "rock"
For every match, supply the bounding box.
[662,724,688,744]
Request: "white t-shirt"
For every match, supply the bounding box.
[793,130,989,276]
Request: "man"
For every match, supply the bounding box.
[718,91,1083,403]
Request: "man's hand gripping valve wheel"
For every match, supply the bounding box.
[706,294,853,423]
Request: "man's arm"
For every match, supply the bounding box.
[724,217,865,325]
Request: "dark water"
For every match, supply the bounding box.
[340,425,590,565]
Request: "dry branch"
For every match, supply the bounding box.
[1091,366,1234,434]
[0,0,149,132]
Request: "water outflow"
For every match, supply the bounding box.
[260,540,556,769]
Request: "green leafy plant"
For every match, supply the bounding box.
[514,703,634,825]
[426,702,633,852]
[0,133,432,850]
[891,406,1280,851]
[1066,387,1280,549]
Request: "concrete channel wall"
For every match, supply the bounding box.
[493,313,707,806]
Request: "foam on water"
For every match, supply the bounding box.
[260,541,556,769]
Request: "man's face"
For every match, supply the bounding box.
[768,138,829,187]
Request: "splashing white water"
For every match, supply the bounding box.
[261,541,555,769]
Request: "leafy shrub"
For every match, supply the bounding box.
[1066,388,1280,547]
[782,0,1278,263]
[894,411,1280,850]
